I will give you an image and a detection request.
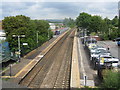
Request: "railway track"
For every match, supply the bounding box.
[19,29,75,89]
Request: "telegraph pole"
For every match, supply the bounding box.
[18,35,20,61]
[37,31,38,48]
[48,29,49,40]
[13,35,25,62]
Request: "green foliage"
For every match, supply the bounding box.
[90,32,97,36]
[111,16,118,27]
[2,15,51,56]
[76,12,91,29]
[2,78,10,81]
[102,70,120,89]
[63,18,75,28]
[89,15,103,33]
[76,12,119,40]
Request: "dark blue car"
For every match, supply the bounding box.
[115,37,120,46]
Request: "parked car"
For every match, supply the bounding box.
[116,37,120,46]
[90,49,100,61]
[97,54,119,68]
[113,37,120,46]
[93,54,112,70]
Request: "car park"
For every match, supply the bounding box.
[90,48,112,69]
[113,37,120,46]
[89,46,97,53]
[84,37,119,69]
[96,46,107,51]
[98,49,111,56]
[97,54,119,68]
[92,54,112,70]
[106,58,119,68]
[90,50,100,61]
[89,46,111,61]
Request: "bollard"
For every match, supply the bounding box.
[9,64,12,76]
[84,75,87,86]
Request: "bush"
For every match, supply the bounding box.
[101,70,120,89]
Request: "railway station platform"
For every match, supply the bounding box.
[70,30,81,88]
[1,29,69,85]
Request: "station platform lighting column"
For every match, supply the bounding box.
[12,35,25,62]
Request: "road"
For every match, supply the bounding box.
[19,29,75,88]
[97,41,120,59]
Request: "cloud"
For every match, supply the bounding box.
[1,0,119,2]
[87,2,118,19]
[1,2,119,20]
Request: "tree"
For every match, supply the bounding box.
[104,17,112,25]
[63,18,75,28]
[89,15,103,33]
[2,15,31,52]
[2,15,51,56]
[112,16,118,27]
[76,12,119,40]
[76,12,91,28]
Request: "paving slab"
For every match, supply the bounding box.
[70,30,80,88]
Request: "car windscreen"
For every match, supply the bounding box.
[99,49,108,53]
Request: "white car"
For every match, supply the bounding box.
[108,58,119,68]
[88,43,97,49]
[90,50,100,61]
[97,46,107,51]
[89,47,97,53]
[99,55,119,68]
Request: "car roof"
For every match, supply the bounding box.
[108,58,119,62]
[99,54,111,57]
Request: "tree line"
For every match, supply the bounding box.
[76,12,119,40]
[63,18,75,28]
[2,15,53,56]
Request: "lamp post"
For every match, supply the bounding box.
[9,64,12,76]
[13,35,25,62]
[36,31,39,48]
[84,29,87,44]
[48,28,50,40]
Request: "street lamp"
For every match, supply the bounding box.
[48,28,50,40]
[12,34,25,62]
[36,31,39,48]
[84,29,87,44]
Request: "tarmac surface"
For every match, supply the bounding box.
[97,41,120,59]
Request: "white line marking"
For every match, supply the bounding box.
[77,38,86,76]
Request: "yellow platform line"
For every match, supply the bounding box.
[14,60,35,78]
[14,30,69,78]
[0,60,35,78]
[1,29,70,79]
[0,76,14,78]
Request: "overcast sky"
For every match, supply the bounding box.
[1,0,119,20]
